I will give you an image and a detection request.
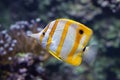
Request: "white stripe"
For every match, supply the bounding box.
[41,21,55,48]
[49,20,66,52]
[60,24,77,59]
[73,35,86,57]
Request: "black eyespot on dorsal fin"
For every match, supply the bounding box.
[79,29,84,34]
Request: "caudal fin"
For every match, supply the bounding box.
[83,44,98,64]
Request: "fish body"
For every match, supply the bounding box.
[30,19,93,66]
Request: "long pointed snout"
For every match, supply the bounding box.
[28,33,39,39]
[28,33,41,42]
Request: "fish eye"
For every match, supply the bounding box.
[79,29,84,34]
[42,32,45,36]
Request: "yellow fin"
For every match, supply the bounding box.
[65,53,83,66]
[48,50,62,61]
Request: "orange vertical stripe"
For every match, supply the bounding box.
[46,20,59,49]
[40,24,50,44]
[67,25,82,60]
[56,21,71,56]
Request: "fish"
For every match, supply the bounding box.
[29,18,96,66]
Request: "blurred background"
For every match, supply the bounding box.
[0,0,120,80]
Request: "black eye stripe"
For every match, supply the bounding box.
[79,29,84,34]
[43,32,45,35]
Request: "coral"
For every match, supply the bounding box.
[0,19,49,64]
